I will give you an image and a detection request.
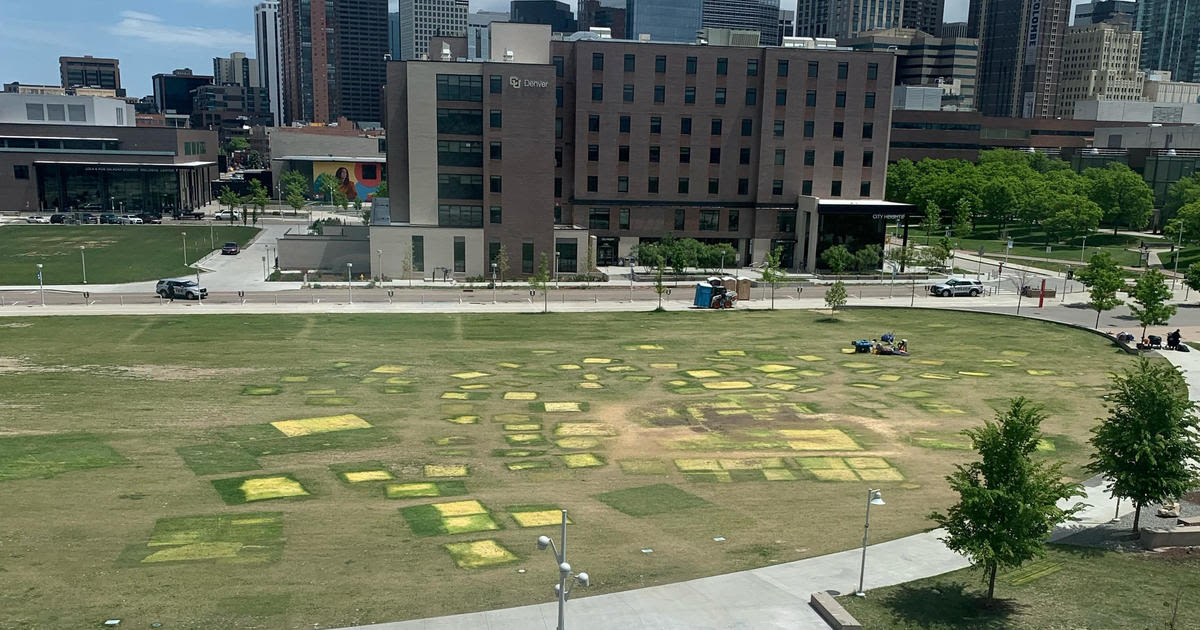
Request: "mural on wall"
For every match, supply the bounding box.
[312,162,383,201]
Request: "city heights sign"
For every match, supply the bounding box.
[509,76,549,89]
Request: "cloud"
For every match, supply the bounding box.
[108,10,252,49]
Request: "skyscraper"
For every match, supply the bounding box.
[1137,0,1200,83]
[1074,0,1137,26]
[389,12,403,60]
[511,1,577,32]
[280,0,388,124]
[579,1,627,38]
[703,0,782,46]
[397,0,469,61]
[255,1,284,126]
[901,0,944,36]
[468,11,510,60]
[59,56,121,92]
[626,0,703,42]
[972,0,1069,118]
[213,52,260,88]
[796,0,902,39]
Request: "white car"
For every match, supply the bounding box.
[214,210,242,221]
[117,215,143,224]
[25,215,50,224]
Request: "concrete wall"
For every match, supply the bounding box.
[278,226,371,273]
[369,224,486,279]
[0,93,134,126]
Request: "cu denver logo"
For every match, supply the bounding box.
[509,76,521,89]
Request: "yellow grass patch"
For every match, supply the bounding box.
[855,468,905,481]
[451,371,491,379]
[630,344,664,350]
[841,348,857,354]
[386,377,412,385]
[444,539,518,569]
[796,355,826,362]
[556,364,582,370]
[441,392,469,400]
[702,381,754,390]
[531,349,558,354]
[386,482,439,498]
[280,375,309,382]
[686,369,723,378]
[142,542,243,563]
[555,437,600,449]
[506,433,543,444]
[504,391,538,400]
[498,362,522,368]
[583,373,599,380]
[878,374,901,382]
[718,350,746,356]
[650,363,679,369]
[850,383,881,389]
[424,464,468,478]
[271,413,371,437]
[606,365,636,372]
[459,384,490,390]
[798,369,827,377]
[919,373,954,380]
[583,357,613,364]
[811,468,860,481]
[958,371,991,377]
[544,402,583,412]
[554,422,615,436]
[668,380,689,386]
[915,360,944,366]
[443,514,500,534]
[781,429,861,451]
[240,476,309,501]
[845,457,889,469]
[444,415,480,424]
[360,377,380,383]
[434,500,487,517]
[675,458,722,471]
[719,458,764,470]
[797,457,848,469]
[494,413,530,423]
[764,469,797,481]
[1055,381,1078,388]
[1027,369,1056,376]
[754,364,797,373]
[344,470,393,483]
[560,453,604,468]
[305,389,336,395]
[511,510,569,527]
[579,382,604,389]
[504,423,541,431]
[371,365,409,374]
[766,383,797,391]
[1001,350,1029,357]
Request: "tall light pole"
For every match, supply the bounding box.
[36,263,45,306]
[79,245,87,284]
[377,249,384,282]
[855,489,886,597]
[181,231,188,266]
[209,221,215,250]
[1172,225,1184,291]
[492,262,498,304]
[1080,234,1087,263]
[347,262,353,304]
[555,251,561,289]
[536,510,589,630]
[629,261,635,302]
[262,255,268,281]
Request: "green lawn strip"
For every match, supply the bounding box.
[594,483,710,516]
[0,433,127,481]
[400,502,502,536]
[384,480,468,499]
[117,512,284,567]
[837,546,1200,629]
[0,225,260,284]
[217,424,394,456]
[210,473,311,505]
[176,443,261,476]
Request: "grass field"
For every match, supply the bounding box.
[0,225,260,285]
[839,545,1200,629]
[0,309,1139,628]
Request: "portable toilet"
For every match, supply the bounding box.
[736,277,751,300]
[722,277,737,295]
[694,282,714,307]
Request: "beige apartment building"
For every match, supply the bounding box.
[1057,23,1144,118]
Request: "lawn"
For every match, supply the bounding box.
[0,310,1139,629]
[0,225,260,285]
[839,545,1200,629]
[907,222,1164,269]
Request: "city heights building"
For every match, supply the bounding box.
[375,23,906,278]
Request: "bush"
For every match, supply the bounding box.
[821,245,855,274]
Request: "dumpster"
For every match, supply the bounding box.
[694,282,714,307]
[736,277,751,300]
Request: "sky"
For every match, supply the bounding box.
[2,0,1039,99]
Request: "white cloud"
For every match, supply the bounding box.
[108,10,252,49]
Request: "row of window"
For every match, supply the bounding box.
[588,83,875,108]
[580,53,879,82]
[584,144,874,167]
[575,175,871,197]
[582,207,820,235]
[436,139,503,166]
[437,108,503,134]
[580,114,874,139]
[437,173,502,199]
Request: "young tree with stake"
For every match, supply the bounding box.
[1074,251,1125,328]
[824,280,847,312]
[1128,268,1176,340]
[760,246,785,309]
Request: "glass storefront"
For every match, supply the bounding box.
[37,164,181,213]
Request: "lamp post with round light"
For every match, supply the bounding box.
[181,231,188,266]
[79,245,87,284]
[36,263,45,306]
[855,489,886,597]
[346,262,353,304]
[536,510,589,630]
[491,262,498,303]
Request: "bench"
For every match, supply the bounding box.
[1140,525,1200,550]
[809,591,862,630]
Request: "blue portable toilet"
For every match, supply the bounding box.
[694,282,714,307]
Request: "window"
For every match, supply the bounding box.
[619,208,630,230]
[808,61,819,77]
[701,208,719,229]
[686,56,697,74]
[654,85,665,102]
[860,180,871,196]
[737,178,749,195]
[678,178,689,194]
[739,147,751,164]
[489,141,502,160]
[619,145,630,161]
[588,114,600,132]
[437,140,482,166]
[489,241,501,268]
[715,88,726,105]
[490,206,502,224]
[436,74,482,101]
[776,89,787,106]
[863,150,874,167]
[649,145,661,162]
[777,210,796,232]
[650,116,662,133]
[707,179,719,195]
[802,180,812,195]
[681,117,692,134]
[46,104,65,121]
[711,118,722,135]
[867,62,878,80]
[489,109,501,128]
[775,149,786,165]
[623,84,634,102]
[747,59,759,76]
[835,91,846,107]
[862,122,874,139]
[587,175,598,192]
[710,147,721,163]
[674,208,686,230]
[741,118,753,136]
[773,120,785,137]
[555,178,563,197]
[684,87,696,104]
[772,180,784,195]
[777,59,789,76]
[67,104,85,121]
[865,92,876,108]
[592,83,604,101]
[14,165,30,180]
[556,86,563,107]
[679,147,691,163]
[590,208,611,229]
[624,53,636,72]
[490,74,502,93]
[553,55,565,77]
[745,88,757,106]
[555,146,563,167]
[619,115,631,133]
[593,52,604,70]
[833,150,844,166]
[837,62,848,79]
[834,121,844,138]
[437,108,483,134]
[804,149,815,166]
[438,205,483,227]
[804,120,814,137]
[655,55,666,72]
[556,117,563,138]
[522,242,534,273]
[413,236,425,272]
[588,144,599,161]
[831,180,842,196]
[490,175,502,193]
[806,90,817,106]
[648,177,659,193]
[728,209,740,231]
[438,174,483,199]
[716,57,728,75]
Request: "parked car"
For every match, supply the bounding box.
[117,215,143,224]
[173,210,206,220]
[214,210,241,221]
[928,277,983,297]
[50,214,67,224]
[100,214,120,224]
[137,213,163,224]
[156,278,208,300]
[78,213,98,224]
[221,241,240,255]
[25,215,49,224]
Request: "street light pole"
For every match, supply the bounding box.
[629,262,635,302]
[209,221,215,250]
[377,249,383,283]
[536,510,589,630]
[79,246,87,284]
[1080,234,1087,263]
[36,263,45,306]
[492,263,498,304]
[347,262,353,304]
[1172,225,1184,291]
[855,489,885,597]
[181,232,188,266]
[555,251,561,289]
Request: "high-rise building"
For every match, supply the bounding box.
[152,69,213,116]
[255,2,284,126]
[280,0,388,124]
[397,0,469,61]
[972,0,1069,118]
[901,0,944,36]
[389,12,403,60]
[213,52,261,88]
[579,1,627,38]
[796,0,902,39]
[1137,0,1200,83]
[511,1,577,32]
[778,8,794,40]
[627,0,703,42]
[59,56,121,93]
[940,21,968,38]
[1056,23,1143,118]
[468,11,510,60]
[842,27,978,109]
[703,0,782,46]
[191,84,274,132]
[1075,0,1137,27]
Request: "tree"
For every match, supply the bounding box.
[1163,172,1200,226]
[246,150,263,170]
[286,191,306,217]
[217,187,241,223]
[853,244,882,273]
[820,244,854,274]
[919,237,953,271]
[824,279,847,311]
[951,197,973,237]
[1184,262,1200,299]
[529,252,551,313]
[226,137,250,153]
[885,244,919,271]
[760,246,785,310]
[921,201,942,244]
[885,158,918,203]
[930,398,1083,601]
[401,245,414,286]
[1085,162,1154,234]
[1128,268,1177,340]
[247,179,269,218]
[1041,195,1102,244]
[332,188,349,213]
[1074,251,1125,328]
[1164,202,1200,246]
[373,179,388,199]
[493,243,510,283]
[354,197,367,225]
[1088,359,1200,535]
[653,261,668,311]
